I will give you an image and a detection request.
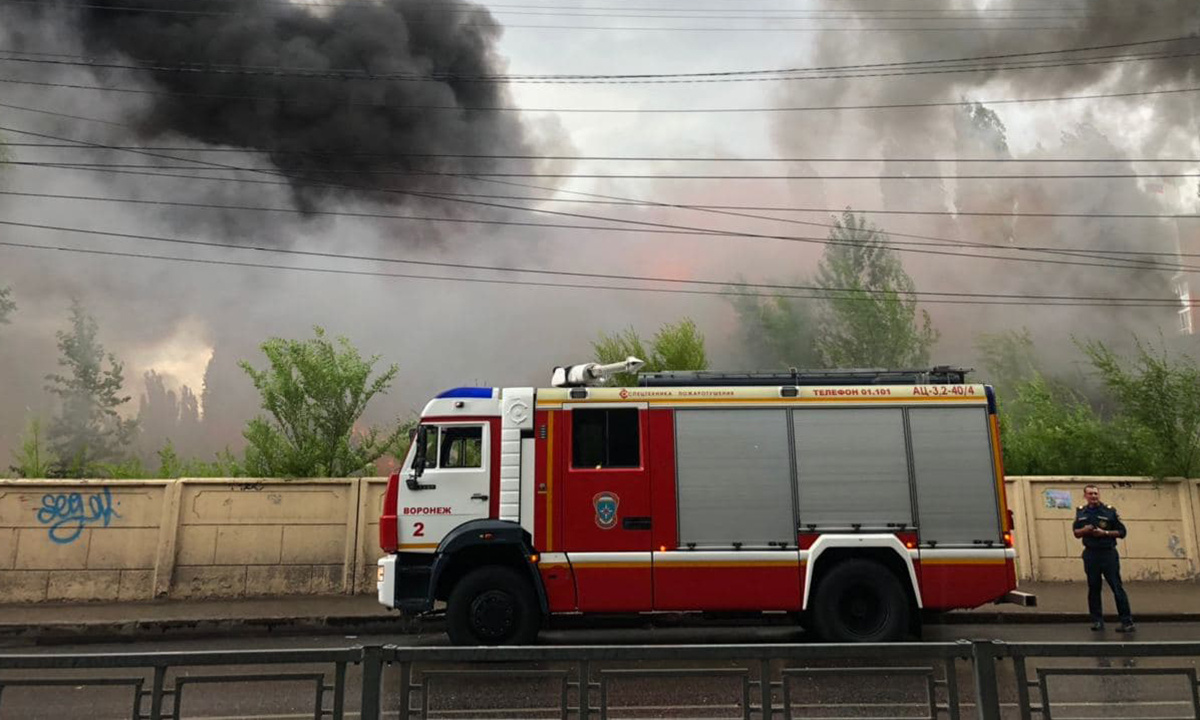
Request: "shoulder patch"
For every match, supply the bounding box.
[1077,505,1086,511]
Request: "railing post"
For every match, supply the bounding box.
[360,646,385,720]
[971,641,1002,720]
[332,660,347,720]
[397,660,412,720]
[579,659,590,720]
[760,659,772,720]
[149,666,167,720]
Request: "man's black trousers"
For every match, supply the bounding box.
[1083,547,1133,624]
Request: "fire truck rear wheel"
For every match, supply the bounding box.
[446,566,541,646]
[811,559,911,643]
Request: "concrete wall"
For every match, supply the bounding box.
[1006,477,1200,582]
[2,476,1198,604]
[0,478,379,603]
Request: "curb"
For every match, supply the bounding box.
[0,615,418,646]
[3,611,1198,645]
[939,611,1200,624]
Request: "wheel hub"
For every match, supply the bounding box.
[838,583,887,637]
[470,590,517,640]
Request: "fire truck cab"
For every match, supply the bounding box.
[377,362,1033,645]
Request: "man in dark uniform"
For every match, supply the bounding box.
[1072,484,1134,632]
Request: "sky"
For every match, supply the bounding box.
[0,0,1197,461]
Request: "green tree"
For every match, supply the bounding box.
[999,374,1150,476]
[9,418,57,478]
[0,285,14,325]
[155,440,243,478]
[45,300,136,475]
[593,318,709,386]
[975,328,1040,400]
[814,212,939,368]
[239,326,403,477]
[1083,337,1200,477]
[729,292,822,369]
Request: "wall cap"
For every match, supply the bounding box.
[1008,476,1186,484]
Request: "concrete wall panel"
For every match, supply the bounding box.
[176,525,218,566]
[172,565,248,599]
[14,527,91,570]
[181,481,353,525]
[47,569,122,602]
[312,565,343,595]
[1032,520,1071,559]
[246,565,313,596]
[356,478,387,595]
[0,528,16,570]
[118,569,153,601]
[0,570,48,602]
[214,525,283,565]
[281,525,344,565]
[86,528,159,569]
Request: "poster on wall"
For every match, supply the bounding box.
[1043,489,1073,509]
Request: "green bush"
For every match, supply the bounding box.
[998,375,1152,476]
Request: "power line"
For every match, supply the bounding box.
[3,166,1189,276]
[33,0,1113,18]
[0,222,1186,308]
[0,35,1192,82]
[0,217,1178,302]
[5,184,1193,262]
[0,35,1158,79]
[71,0,1139,10]
[8,160,1198,180]
[0,98,126,126]
[0,123,1186,276]
[0,110,1185,275]
[10,142,1200,164]
[3,73,1197,113]
[427,192,1199,221]
[2,48,1193,85]
[0,3,1076,30]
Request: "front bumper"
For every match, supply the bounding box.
[377,552,438,612]
[377,555,397,607]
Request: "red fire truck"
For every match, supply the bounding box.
[377,361,1034,645]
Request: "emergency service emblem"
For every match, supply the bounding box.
[593,492,619,530]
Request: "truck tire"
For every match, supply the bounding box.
[811,559,911,643]
[446,566,541,646]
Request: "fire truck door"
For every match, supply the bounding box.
[561,404,654,611]
[400,421,493,550]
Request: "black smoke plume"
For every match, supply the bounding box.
[68,0,538,209]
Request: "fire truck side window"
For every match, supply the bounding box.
[571,408,641,469]
[440,426,484,469]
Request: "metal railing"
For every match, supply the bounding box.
[2,641,1199,720]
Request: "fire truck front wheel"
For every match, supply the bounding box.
[446,566,542,646]
[811,559,911,643]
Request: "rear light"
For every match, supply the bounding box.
[380,471,400,553]
[1003,531,1013,548]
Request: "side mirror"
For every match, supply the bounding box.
[411,425,428,479]
[407,425,435,491]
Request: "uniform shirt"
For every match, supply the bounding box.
[1073,503,1127,550]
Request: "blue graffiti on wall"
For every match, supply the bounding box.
[35,488,121,544]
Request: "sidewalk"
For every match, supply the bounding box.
[943,581,1200,623]
[1,582,1197,643]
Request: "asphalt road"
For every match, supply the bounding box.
[3,623,1200,719]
